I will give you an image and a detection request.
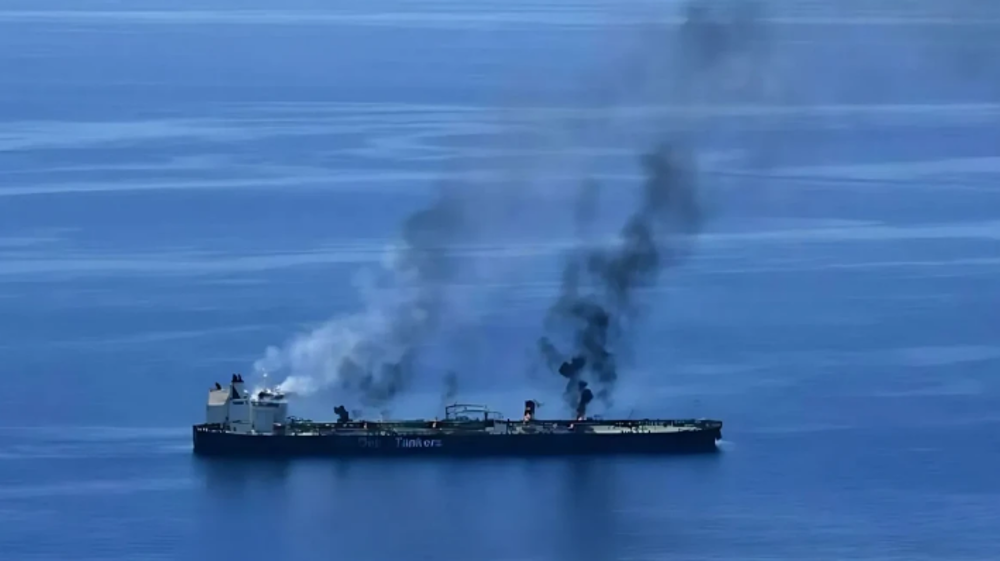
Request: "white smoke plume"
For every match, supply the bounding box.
[253,191,466,407]
[252,248,419,397]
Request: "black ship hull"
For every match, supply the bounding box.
[192,423,722,458]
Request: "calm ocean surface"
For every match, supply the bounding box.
[2,1,1000,559]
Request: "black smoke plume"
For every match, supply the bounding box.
[575,381,595,420]
[440,370,459,408]
[532,0,777,415]
[539,144,700,415]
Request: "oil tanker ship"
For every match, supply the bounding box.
[192,374,723,457]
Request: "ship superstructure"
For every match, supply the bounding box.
[204,374,290,434]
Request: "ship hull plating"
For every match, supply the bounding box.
[192,425,722,458]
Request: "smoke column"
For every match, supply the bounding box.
[253,0,781,412]
[253,189,465,409]
[440,370,459,408]
[530,0,781,417]
[538,145,700,416]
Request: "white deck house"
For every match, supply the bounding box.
[205,374,288,434]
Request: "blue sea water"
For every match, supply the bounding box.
[2,1,1000,559]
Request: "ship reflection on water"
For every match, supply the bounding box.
[190,453,723,561]
[193,457,294,492]
[560,459,619,561]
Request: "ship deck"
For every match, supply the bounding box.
[194,418,723,438]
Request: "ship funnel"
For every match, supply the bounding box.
[231,373,246,399]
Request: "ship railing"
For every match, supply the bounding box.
[195,418,721,435]
[610,419,722,429]
[193,423,228,433]
[509,418,723,431]
[283,418,501,432]
[275,419,720,431]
